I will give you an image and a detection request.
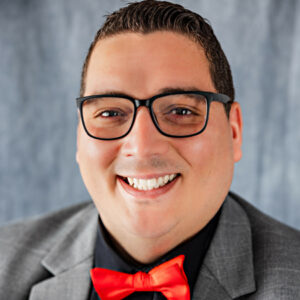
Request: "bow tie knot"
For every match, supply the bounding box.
[133,271,151,290]
[91,254,190,299]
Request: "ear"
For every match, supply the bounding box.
[229,102,243,162]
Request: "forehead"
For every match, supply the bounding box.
[84,31,215,96]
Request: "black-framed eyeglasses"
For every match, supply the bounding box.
[76,91,231,140]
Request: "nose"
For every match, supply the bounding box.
[120,107,170,158]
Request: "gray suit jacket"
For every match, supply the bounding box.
[0,192,300,299]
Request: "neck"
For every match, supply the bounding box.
[108,230,182,264]
[101,217,209,265]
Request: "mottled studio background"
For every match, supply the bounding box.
[1,0,300,229]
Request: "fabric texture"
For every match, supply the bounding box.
[0,192,299,299]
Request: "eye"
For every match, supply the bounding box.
[100,110,121,117]
[170,108,193,115]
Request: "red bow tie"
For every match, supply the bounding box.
[90,254,190,300]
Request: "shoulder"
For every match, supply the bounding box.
[0,201,96,298]
[0,201,95,255]
[229,192,300,298]
[229,191,300,248]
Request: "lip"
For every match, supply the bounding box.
[117,174,180,199]
[117,172,179,179]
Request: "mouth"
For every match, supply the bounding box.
[117,173,180,191]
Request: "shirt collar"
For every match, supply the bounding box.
[93,206,222,295]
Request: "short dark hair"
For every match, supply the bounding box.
[80,0,234,115]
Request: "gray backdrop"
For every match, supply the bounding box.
[1,0,300,229]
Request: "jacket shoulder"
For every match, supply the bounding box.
[229,192,300,299]
[0,201,94,254]
[0,201,95,299]
[229,191,300,245]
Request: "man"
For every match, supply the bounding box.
[0,1,299,299]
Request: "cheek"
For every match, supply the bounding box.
[77,127,119,180]
[175,134,215,173]
[175,122,233,184]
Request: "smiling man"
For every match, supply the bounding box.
[76,30,241,266]
[1,1,300,299]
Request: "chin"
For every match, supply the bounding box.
[124,213,177,239]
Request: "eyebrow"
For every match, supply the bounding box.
[90,86,203,98]
[158,86,202,94]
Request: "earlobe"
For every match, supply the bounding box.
[229,102,243,162]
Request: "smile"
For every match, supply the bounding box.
[119,173,179,191]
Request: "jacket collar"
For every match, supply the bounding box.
[30,202,98,300]
[30,193,256,300]
[193,193,256,299]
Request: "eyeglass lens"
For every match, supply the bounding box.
[81,93,208,139]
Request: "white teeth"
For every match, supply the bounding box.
[169,174,176,181]
[147,178,156,190]
[164,175,170,184]
[125,174,178,190]
[140,179,147,190]
[133,178,139,188]
[158,177,164,186]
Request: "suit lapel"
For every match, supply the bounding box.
[28,195,256,300]
[29,258,93,300]
[29,203,98,300]
[192,266,232,300]
[193,194,256,299]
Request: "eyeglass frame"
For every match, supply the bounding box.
[76,90,232,140]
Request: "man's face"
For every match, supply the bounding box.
[77,31,242,247]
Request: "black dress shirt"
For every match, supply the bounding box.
[89,207,222,300]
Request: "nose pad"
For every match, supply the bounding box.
[120,107,169,157]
